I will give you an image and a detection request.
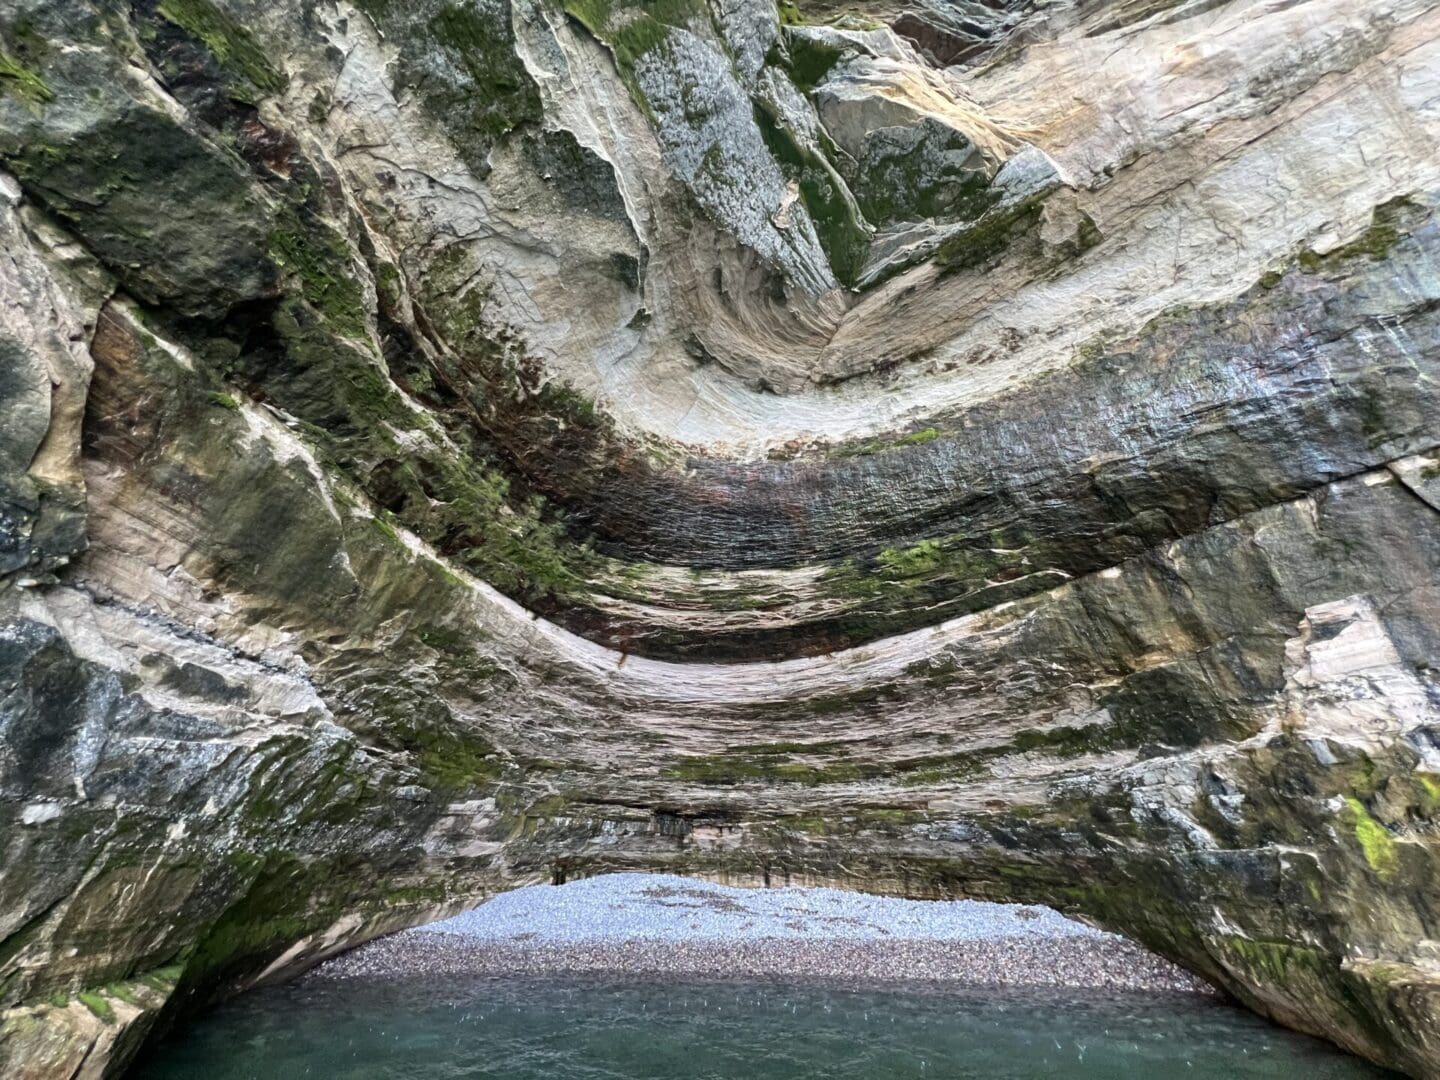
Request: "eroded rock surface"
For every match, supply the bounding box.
[1,0,1439,1074]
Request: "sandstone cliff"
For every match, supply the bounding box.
[2,0,1439,1074]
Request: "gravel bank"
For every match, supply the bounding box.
[310,874,1210,994]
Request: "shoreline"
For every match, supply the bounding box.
[309,929,1214,995]
[305,874,1212,996]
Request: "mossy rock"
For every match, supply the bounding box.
[156,0,287,96]
[354,0,541,177]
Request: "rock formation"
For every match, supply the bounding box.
[1,0,1438,1073]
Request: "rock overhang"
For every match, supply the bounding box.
[1,0,1440,1075]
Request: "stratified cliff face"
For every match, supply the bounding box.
[1,0,1439,1074]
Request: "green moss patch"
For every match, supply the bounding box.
[352,0,541,175]
[138,964,185,991]
[852,138,995,228]
[565,0,709,71]
[1299,224,1399,273]
[0,49,52,104]
[831,426,943,458]
[105,982,140,1006]
[1295,197,1423,276]
[157,0,287,96]
[782,32,844,91]
[270,219,369,341]
[76,990,114,1023]
[753,106,870,284]
[1417,773,1440,811]
[415,732,503,793]
[935,193,1045,273]
[1341,795,1399,879]
[341,681,505,795]
[202,262,602,612]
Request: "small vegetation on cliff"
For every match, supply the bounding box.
[76,990,114,1023]
[780,31,845,91]
[269,220,370,341]
[1342,795,1400,879]
[935,194,1045,273]
[564,0,709,71]
[156,0,287,95]
[351,0,542,172]
[753,105,871,285]
[0,49,52,104]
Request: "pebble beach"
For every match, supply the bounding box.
[310,874,1210,994]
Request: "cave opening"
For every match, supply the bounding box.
[130,873,1386,1079]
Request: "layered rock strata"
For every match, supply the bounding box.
[1,0,1439,1075]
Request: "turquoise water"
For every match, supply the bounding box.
[135,976,1391,1079]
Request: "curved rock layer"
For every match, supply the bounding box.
[1,0,1439,1075]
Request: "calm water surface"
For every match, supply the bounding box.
[135,975,1391,1079]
